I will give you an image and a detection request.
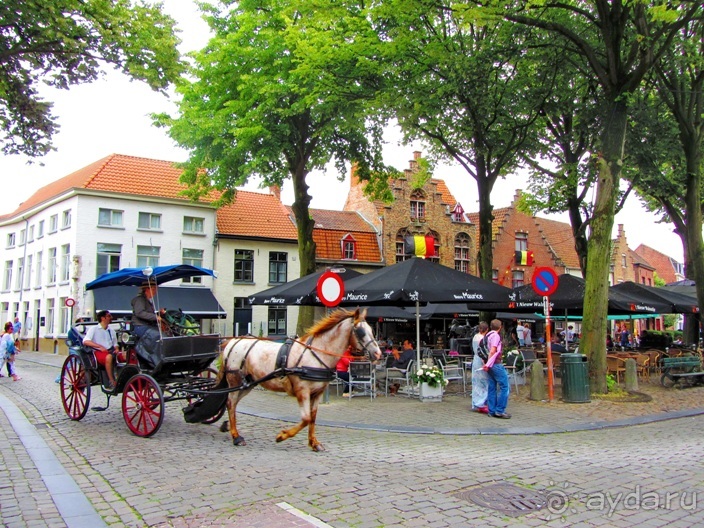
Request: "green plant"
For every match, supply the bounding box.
[606,374,616,392]
[411,365,448,388]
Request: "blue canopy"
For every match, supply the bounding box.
[86,265,217,290]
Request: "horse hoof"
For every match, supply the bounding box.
[312,444,325,452]
[233,436,246,446]
[220,421,229,432]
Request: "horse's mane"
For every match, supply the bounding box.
[302,309,357,339]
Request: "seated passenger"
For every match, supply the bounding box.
[82,310,118,389]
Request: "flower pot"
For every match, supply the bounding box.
[419,382,443,402]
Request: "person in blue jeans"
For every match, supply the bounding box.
[483,319,511,419]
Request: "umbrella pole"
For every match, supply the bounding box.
[416,301,421,368]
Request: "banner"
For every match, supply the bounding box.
[404,235,436,258]
[515,250,534,266]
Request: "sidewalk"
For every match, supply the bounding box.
[19,350,704,435]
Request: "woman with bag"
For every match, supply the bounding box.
[0,321,21,380]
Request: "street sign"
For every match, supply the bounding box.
[531,267,559,297]
[65,298,76,307]
[316,271,345,307]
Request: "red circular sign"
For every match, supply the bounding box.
[65,298,76,307]
[317,271,345,307]
[532,267,559,296]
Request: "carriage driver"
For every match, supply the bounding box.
[131,284,165,337]
[83,310,118,389]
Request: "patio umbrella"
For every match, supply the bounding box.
[86,264,217,290]
[611,281,699,314]
[664,279,696,297]
[247,266,362,306]
[339,257,512,364]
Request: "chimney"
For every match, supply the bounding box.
[269,185,281,202]
[413,151,422,160]
[350,162,360,188]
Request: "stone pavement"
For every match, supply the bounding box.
[2,350,704,527]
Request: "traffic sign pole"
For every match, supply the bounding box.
[544,296,554,402]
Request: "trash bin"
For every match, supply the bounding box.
[561,353,590,403]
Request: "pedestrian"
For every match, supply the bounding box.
[483,319,510,419]
[1,321,21,380]
[523,323,532,347]
[12,316,21,340]
[470,321,489,413]
[336,346,354,397]
[516,321,525,347]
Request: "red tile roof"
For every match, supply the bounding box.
[217,191,298,240]
[4,154,219,219]
[533,217,581,269]
[634,244,679,283]
[303,208,381,262]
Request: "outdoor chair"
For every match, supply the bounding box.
[606,355,627,384]
[505,352,526,393]
[348,361,376,401]
[384,360,414,398]
[635,354,650,382]
[441,363,466,395]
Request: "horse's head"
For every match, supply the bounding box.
[350,308,381,361]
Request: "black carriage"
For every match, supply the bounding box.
[59,265,225,437]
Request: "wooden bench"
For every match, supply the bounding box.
[660,356,704,388]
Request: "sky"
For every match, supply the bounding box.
[0,1,687,263]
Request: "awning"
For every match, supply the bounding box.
[92,286,227,318]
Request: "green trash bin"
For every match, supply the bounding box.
[561,353,590,403]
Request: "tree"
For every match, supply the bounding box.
[0,0,184,157]
[155,0,387,334]
[496,0,702,392]
[368,1,554,282]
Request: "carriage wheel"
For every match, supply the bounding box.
[60,355,91,421]
[189,367,226,424]
[122,374,164,437]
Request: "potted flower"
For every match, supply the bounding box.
[412,364,448,402]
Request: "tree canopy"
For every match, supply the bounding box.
[0,0,184,158]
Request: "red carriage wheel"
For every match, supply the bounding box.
[60,355,91,421]
[122,374,164,437]
[188,367,226,425]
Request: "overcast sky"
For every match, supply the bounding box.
[0,0,687,263]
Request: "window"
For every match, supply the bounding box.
[35,251,42,287]
[182,248,204,283]
[96,243,121,277]
[98,208,123,227]
[410,189,426,219]
[233,297,253,336]
[38,220,44,238]
[49,214,58,233]
[24,255,32,289]
[512,270,525,288]
[28,225,34,243]
[621,254,627,267]
[137,245,160,267]
[515,232,528,252]
[138,212,161,230]
[492,269,499,284]
[269,252,287,283]
[61,209,72,229]
[15,258,23,290]
[426,229,440,263]
[3,261,12,290]
[59,297,70,335]
[341,235,356,260]
[47,248,57,284]
[234,249,254,282]
[268,307,287,336]
[183,216,205,234]
[46,298,55,335]
[6,233,15,248]
[19,229,26,246]
[395,229,411,263]
[60,244,70,282]
[454,233,471,273]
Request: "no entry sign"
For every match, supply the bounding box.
[531,267,559,297]
[317,271,345,307]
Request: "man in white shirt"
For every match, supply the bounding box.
[83,310,118,389]
[516,322,525,347]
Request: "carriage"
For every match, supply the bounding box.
[59,265,225,437]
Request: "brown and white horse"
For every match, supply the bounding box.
[218,308,380,451]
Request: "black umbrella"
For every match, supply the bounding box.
[339,258,512,363]
[611,281,699,314]
[247,266,362,306]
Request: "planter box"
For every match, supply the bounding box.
[419,382,443,402]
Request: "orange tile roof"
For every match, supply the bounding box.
[308,208,376,232]
[431,178,457,206]
[466,206,512,246]
[217,191,298,240]
[533,217,582,269]
[5,154,220,219]
[312,230,381,262]
[634,244,679,283]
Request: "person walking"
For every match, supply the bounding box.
[483,319,510,419]
[471,321,489,414]
[1,321,21,380]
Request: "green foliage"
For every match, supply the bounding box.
[0,0,184,157]
[412,364,448,388]
[605,374,617,392]
[409,157,432,190]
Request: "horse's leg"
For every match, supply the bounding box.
[224,370,249,446]
[306,389,326,452]
[275,387,312,445]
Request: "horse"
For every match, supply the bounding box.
[217,308,381,451]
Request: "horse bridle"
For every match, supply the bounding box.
[351,320,377,358]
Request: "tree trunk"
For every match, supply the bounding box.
[582,98,628,393]
[683,146,704,349]
[290,164,317,337]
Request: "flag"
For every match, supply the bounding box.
[515,250,534,266]
[404,235,436,258]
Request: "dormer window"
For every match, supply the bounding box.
[410,189,426,219]
[341,234,357,260]
[452,203,464,222]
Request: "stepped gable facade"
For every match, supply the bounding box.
[344,151,478,272]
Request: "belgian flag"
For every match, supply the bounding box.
[404,235,436,258]
[515,250,534,266]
